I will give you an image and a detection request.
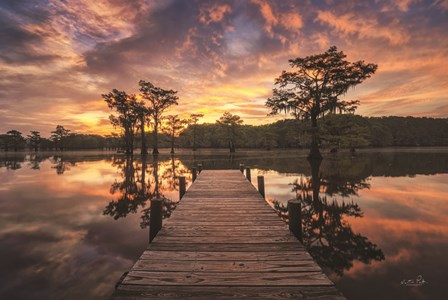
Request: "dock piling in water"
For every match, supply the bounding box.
[179,176,186,199]
[149,199,163,242]
[246,167,251,182]
[257,175,265,199]
[192,167,197,182]
[288,199,302,242]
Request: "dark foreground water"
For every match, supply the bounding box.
[0,148,447,299]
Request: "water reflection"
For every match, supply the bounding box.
[50,156,75,175]
[319,158,371,197]
[272,158,384,276]
[0,154,24,170]
[0,149,447,300]
[103,155,190,230]
[104,155,144,220]
[28,154,44,170]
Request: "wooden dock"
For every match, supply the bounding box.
[111,170,345,299]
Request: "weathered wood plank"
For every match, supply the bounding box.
[133,259,321,272]
[172,211,277,216]
[122,270,333,286]
[174,207,274,211]
[151,235,299,244]
[112,286,346,300]
[156,229,292,237]
[146,243,304,252]
[162,221,286,226]
[140,250,312,261]
[168,216,284,222]
[162,225,288,231]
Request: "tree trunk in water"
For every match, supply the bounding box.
[171,155,175,178]
[308,157,322,203]
[170,133,175,154]
[192,127,197,151]
[229,129,235,153]
[140,117,147,155]
[229,140,235,153]
[153,155,159,199]
[308,156,324,223]
[125,129,133,155]
[152,117,159,155]
[141,154,147,197]
[308,115,322,159]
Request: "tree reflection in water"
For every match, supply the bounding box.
[104,155,142,219]
[103,154,190,229]
[28,154,44,170]
[0,155,25,170]
[273,158,384,276]
[50,156,75,175]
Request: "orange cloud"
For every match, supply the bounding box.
[199,3,232,25]
[251,0,303,36]
[316,10,409,45]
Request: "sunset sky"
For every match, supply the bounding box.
[1,0,447,136]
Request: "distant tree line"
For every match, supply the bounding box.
[177,115,448,150]
[0,125,121,152]
[1,115,447,152]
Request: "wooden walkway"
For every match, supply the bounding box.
[111,170,345,299]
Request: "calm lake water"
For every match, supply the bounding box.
[0,149,447,299]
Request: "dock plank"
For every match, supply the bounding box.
[140,250,313,261]
[133,259,322,272]
[112,286,346,300]
[122,270,333,286]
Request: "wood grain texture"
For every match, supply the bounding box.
[140,250,313,261]
[111,170,345,299]
[122,270,333,286]
[133,259,322,272]
[112,286,346,300]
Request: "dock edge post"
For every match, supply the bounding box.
[179,176,186,199]
[197,163,203,173]
[192,167,197,182]
[246,167,251,182]
[150,199,163,242]
[239,163,245,173]
[288,199,302,242]
[257,175,265,199]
